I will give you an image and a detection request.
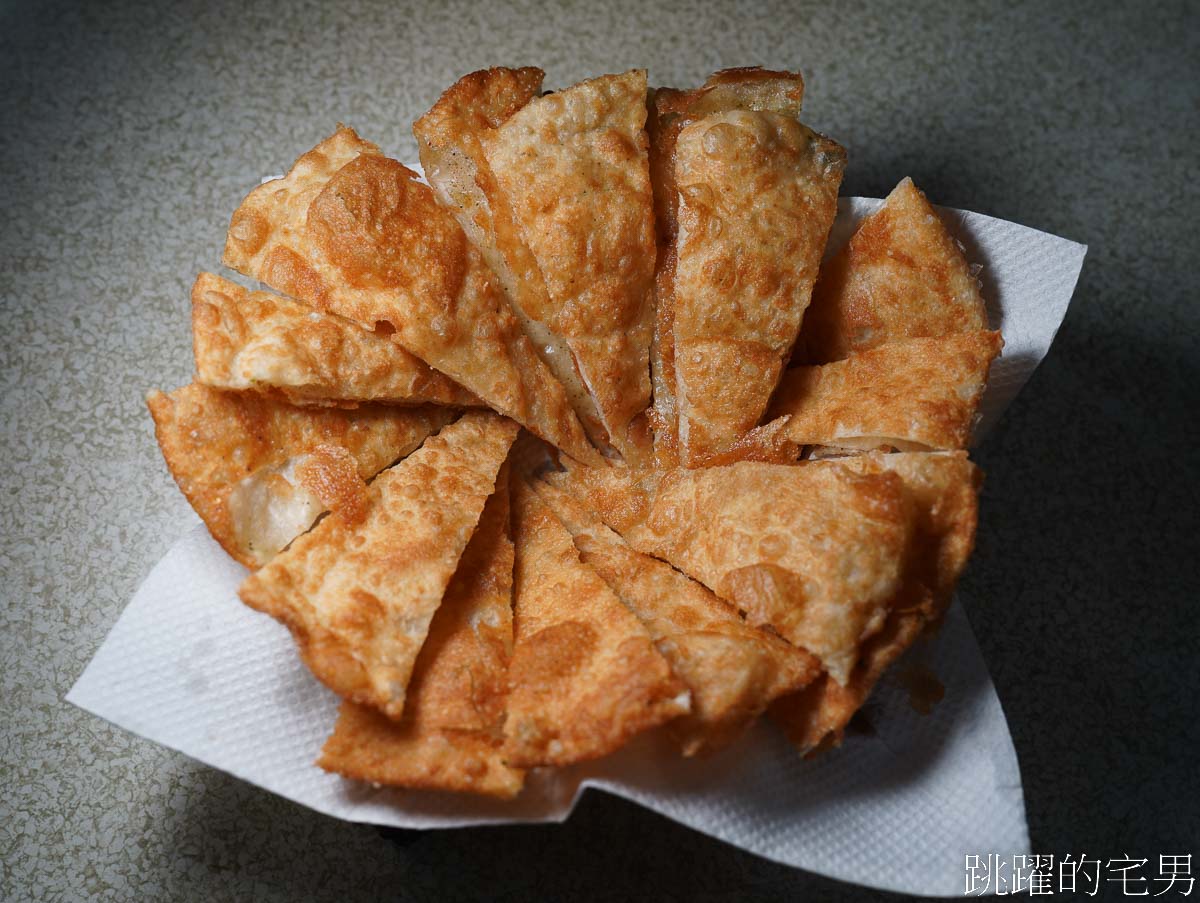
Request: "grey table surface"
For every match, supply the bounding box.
[2,0,1197,899]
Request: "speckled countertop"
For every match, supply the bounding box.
[2,0,1197,899]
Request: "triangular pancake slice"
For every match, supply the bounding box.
[771,451,981,753]
[768,331,1004,454]
[147,383,454,568]
[318,468,524,798]
[671,113,845,467]
[795,177,988,364]
[547,459,914,685]
[222,126,600,465]
[191,273,478,408]
[238,412,519,719]
[529,476,820,756]
[837,451,982,623]
[320,703,523,798]
[769,603,928,756]
[413,66,549,387]
[504,477,688,767]
[417,68,618,456]
[413,66,545,268]
[648,68,806,246]
[646,68,806,467]
[664,89,844,466]
[481,70,657,461]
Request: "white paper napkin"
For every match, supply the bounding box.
[68,199,1085,897]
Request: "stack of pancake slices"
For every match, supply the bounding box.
[148,65,1002,798]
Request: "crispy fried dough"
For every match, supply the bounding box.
[647,243,681,467]
[318,469,524,797]
[647,69,805,468]
[529,476,819,755]
[649,68,806,245]
[222,125,600,464]
[671,111,845,466]
[834,452,982,622]
[417,67,620,457]
[504,478,688,767]
[768,331,1004,453]
[547,459,914,685]
[770,451,981,753]
[795,177,987,364]
[191,273,477,408]
[481,71,656,461]
[413,67,544,265]
[238,412,519,719]
[320,703,524,798]
[769,609,927,756]
[146,383,453,568]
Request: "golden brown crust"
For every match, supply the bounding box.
[647,69,808,469]
[191,273,478,407]
[648,68,806,245]
[833,451,982,622]
[547,459,915,685]
[482,71,656,462]
[529,477,819,755]
[648,66,825,468]
[413,67,546,315]
[414,67,545,169]
[770,451,981,753]
[319,703,525,799]
[695,414,800,467]
[795,177,988,364]
[237,412,519,720]
[292,444,371,527]
[671,111,845,466]
[769,609,926,755]
[402,463,515,734]
[317,470,525,798]
[768,331,1004,452]
[413,68,602,452]
[146,383,454,568]
[504,478,688,767]
[222,125,600,465]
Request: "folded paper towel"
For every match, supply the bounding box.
[69,198,1086,897]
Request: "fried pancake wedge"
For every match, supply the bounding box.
[769,605,928,756]
[413,67,544,268]
[643,67,840,467]
[647,69,804,468]
[547,459,915,685]
[795,177,987,364]
[671,112,845,466]
[147,383,454,568]
[480,70,657,461]
[318,470,524,798]
[321,703,524,799]
[648,68,806,246]
[191,273,477,407]
[529,476,820,755]
[834,451,982,623]
[768,331,1004,453]
[238,411,519,719]
[771,451,982,753]
[417,67,615,452]
[222,125,600,465]
[320,703,522,798]
[413,66,552,399]
[505,477,689,767]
